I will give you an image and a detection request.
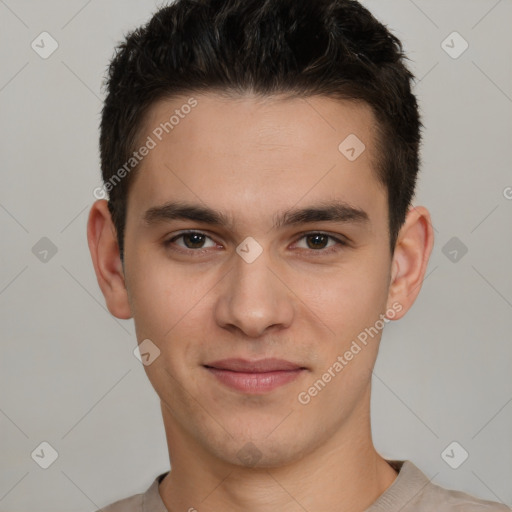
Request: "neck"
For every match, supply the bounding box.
[159,387,398,512]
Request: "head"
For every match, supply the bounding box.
[88,0,433,469]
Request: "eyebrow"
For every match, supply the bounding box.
[142,200,370,230]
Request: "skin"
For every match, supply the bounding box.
[88,93,434,511]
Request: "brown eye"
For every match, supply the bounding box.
[294,232,347,254]
[164,231,217,251]
[182,233,207,248]
[305,234,329,249]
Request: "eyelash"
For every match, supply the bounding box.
[163,230,348,256]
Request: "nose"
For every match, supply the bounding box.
[214,245,294,338]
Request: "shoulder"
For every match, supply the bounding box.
[404,463,510,511]
[94,472,168,512]
[415,482,511,511]
[372,460,511,512]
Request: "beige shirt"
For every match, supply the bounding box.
[99,460,511,511]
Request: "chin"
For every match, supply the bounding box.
[210,432,313,470]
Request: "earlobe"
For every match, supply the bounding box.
[87,200,133,319]
[386,206,434,320]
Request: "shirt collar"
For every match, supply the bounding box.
[142,460,428,512]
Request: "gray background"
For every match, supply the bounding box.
[1,0,511,510]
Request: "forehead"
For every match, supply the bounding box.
[127,92,386,230]
[139,92,378,162]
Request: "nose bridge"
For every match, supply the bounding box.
[216,242,293,337]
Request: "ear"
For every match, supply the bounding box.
[87,199,132,319]
[385,205,434,320]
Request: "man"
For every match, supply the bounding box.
[87,0,510,510]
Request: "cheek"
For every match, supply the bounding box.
[126,250,201,335]
[296,256,390,333]
[126,253,214,369]
[129,276,176,337]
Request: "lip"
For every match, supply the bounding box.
[205,358,304,372]
[204,358,306,394]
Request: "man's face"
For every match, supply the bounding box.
[122,93,395,467]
